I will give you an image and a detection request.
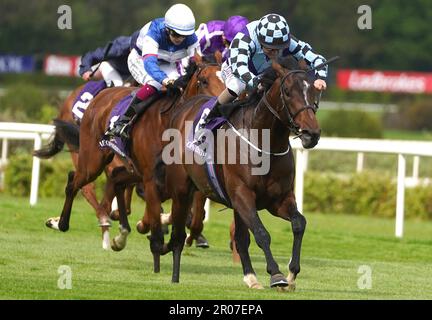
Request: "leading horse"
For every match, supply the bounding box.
[164,58,321,290]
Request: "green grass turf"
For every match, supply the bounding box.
[0,195,431,300]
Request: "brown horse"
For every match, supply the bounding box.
[163,59,321,289]
[54,54,224,271]
[33,81,140,249]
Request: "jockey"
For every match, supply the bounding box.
[195,15,249,60]
[201,13,328,126]
[79,33,139,87]
[105,3,198,139]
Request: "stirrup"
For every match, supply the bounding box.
[105,123,130,140]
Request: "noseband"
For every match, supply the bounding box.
[262,70,318,135]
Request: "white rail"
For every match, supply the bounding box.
[0,122,54,205]
[1,122,431,238]
[291,137,432,238]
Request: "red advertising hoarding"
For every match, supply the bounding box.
[337,69,432,94]
[44,54,81,77]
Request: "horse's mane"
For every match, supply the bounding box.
[223,56,305,110]
[170,60,198,93]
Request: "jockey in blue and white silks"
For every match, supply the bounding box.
[201,13,328,126]
[105,3,198,139]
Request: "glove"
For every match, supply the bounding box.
[164,78,182,96]
[163,78,175,87]
[252,77,265,93]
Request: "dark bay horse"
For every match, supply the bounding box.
[164,59,321,290]
[54,54,224,271]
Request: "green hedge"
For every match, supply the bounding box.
[320,109,383,138]
[3,154,106,198]
[0,83,60,124]
[3,154,432,220]
[304,171,432,220]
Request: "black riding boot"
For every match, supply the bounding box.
[105,94,141,140]
[200,100,221,128]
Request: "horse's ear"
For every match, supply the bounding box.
[272,60,286,77]
[214,50,223,65]
[194,50,202,64]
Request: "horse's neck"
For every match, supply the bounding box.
[245,82,291,151]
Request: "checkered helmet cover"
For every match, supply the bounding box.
[256,14,290,49]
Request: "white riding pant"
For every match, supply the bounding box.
[128,48,183,90]
[91,61,124,87]
[220,61,247,96]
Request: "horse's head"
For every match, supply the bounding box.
[270,60,321,149]
[183,52,225,97]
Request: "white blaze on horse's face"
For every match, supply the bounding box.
[216,71,224,84]
[303,80,310,104]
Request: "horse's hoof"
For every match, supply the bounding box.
[111,238,123,252]
[270,273,289,288]
[109,210,120,221]
[45,217,60,230]
[195,234,209,249]
[136,220,150,234]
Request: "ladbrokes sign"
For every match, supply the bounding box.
[337,69,432,94]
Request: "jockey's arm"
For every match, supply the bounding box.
[141,34,169,85]
[283,35,328,90]
[228,33,257,88]
[79,46,106,78]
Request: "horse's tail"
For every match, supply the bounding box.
[33,123,66,159]
[53,119,80,149]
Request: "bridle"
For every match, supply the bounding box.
[262,70,318,135]
[160,61,220,114]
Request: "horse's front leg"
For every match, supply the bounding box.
[230,184,287,288]
[233,210,263,289]
[110,167,134,252]
[270,193,306,291]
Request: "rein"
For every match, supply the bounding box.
[160,61,220,115]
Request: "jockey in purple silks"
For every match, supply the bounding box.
[195,15,249,60]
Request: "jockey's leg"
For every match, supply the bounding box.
[105,84,157,139]
[201,62,245,127]
[99,61,124,87]
[204,88,237,122]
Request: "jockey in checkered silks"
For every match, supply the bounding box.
[200,13,329,126]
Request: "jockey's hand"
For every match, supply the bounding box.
[314,79,327,91]
[82,71,92,81]
[163,78,175,87]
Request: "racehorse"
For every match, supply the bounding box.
[163,58,322,290]
[53,53,224,272]
[33,80,139,249]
